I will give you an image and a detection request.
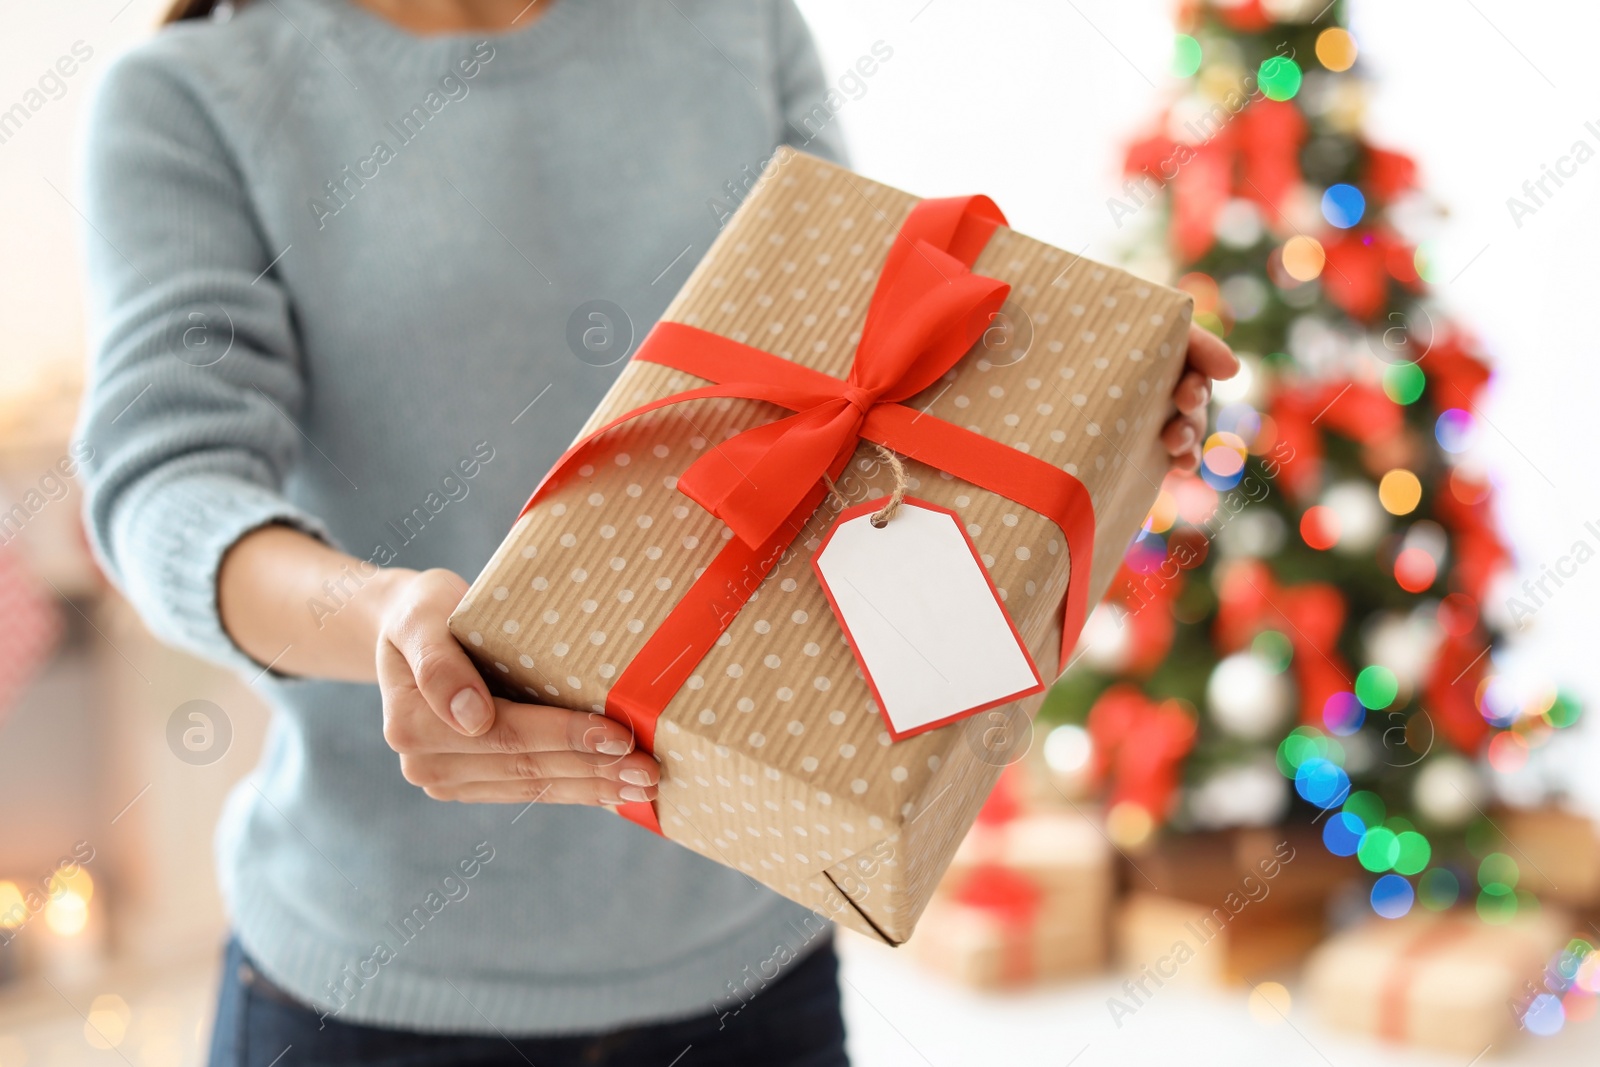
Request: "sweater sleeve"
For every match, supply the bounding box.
[74,48,334,673]
[772,0,850,166]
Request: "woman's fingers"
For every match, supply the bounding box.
[1173,369,1210,415]
[399,750,659,791]
[428,776,656,806]
[479,701,639,760]
[1161,410,1203,470]
[381,568,495,736]
[386,698,640,757]
[1185,322,1240,381]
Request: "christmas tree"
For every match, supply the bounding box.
[1039,0,1583,927]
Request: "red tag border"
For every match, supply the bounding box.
[810,495,1045,743]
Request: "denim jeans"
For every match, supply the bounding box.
[206,935,850,1066]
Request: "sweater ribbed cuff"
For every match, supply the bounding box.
[110,471,335,675]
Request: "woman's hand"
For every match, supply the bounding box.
[1159,323,1240,471]
[374,568,661,806]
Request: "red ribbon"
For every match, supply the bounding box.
[950,863,1043,984]
[511,195,1099,834]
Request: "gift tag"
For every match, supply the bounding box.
[813,497,1043,740]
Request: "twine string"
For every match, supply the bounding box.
[820,446,909,527]
[869,446,908,528]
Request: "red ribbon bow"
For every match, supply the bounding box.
[513,186,1099,834]
[675,197,1011,548]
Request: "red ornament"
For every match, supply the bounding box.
[1214,560,1351,727]
[1237,101,1308,216]
[1087,686,1197,823]
[1215,0,1273,31]
[1365,146,1420,203]
[1423,631,1492,755]
[1321,231,1391,321]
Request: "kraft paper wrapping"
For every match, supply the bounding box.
[914,894,1107,989]
[449,149,1192,944]
[1304,910,1568,1055]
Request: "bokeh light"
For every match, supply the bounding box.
[1300,505,1338,550]
[1546,693,1582,729]
[1295,757,1349,808]
[1106,800,1155,849]
[1257,56,1303,101]
[1173,34,1203,78]
[1449,468,1491,506]
[1394,547,1437,592]
[1355,665,1399,710]
[1043,723,1093,776]
[1322,691,1365,736]
[1435,408,1476,453]
[1281,235,1326,281]
[1358,827,1401,871]
[1371,874,1414,918]
[1381,361,1425,405]
[1479,852,1519,894]
[45,890,88,936]
[1525,993,1566,1037]
[1488,731,1529,773]
[1321,184,1365,229]
[1324,811,1365,856]
[1418,868,1460,910]
[1344,790,1385,829]
[1393,831,1432,875]
[1378,469,1422,515]
[1316,28,1358,72]
[1252,630,1294,672]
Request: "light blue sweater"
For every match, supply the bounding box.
[76,0,853,1034]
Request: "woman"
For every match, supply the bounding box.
[77,0,1235,1063]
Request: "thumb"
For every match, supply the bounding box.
[387,571,495,736]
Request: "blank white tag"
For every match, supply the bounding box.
[812,497,1043,740]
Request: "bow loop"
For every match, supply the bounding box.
[673,198,1012,548]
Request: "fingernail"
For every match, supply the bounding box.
[596,739,631,756]
[619,786,652,803]
[620,768,654,787]
[450,689,490,734]
[1177,423,1196,448]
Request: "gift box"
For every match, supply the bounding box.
[449,149,1192,943]
[1304,909,1570,1054]
[1125,826,1353,919]
[915,801,1112,987]
[913,870,1106,989]
[1114,891,1324,988]
[1494,807,1600,908]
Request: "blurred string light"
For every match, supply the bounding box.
[44,866,93,937]
[1300,504,1338,550]
[1281,235,1325,281]
[1315,28,1358,72]
[1257,55,1303,101]
[1201,431,1249,490]
[1519,938,1600,1037]
[1381,361,1426,404]
[1173,34,1203,78]
[1321,184,1366,229]
[1435,408,1476,452]
[1378,468,1422,515]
